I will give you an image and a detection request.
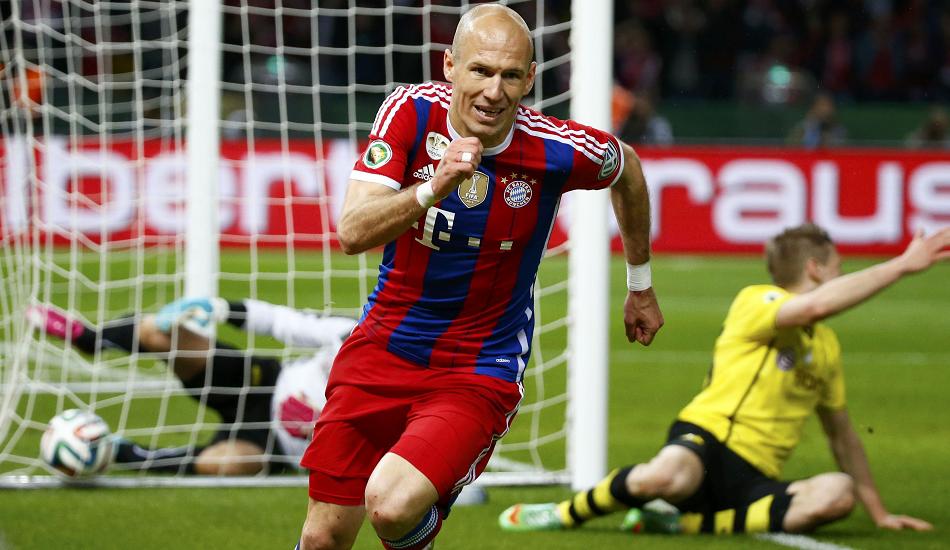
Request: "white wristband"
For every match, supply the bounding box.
[626,261,652,292]
[415,181,436,208]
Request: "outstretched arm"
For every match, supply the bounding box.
[154,297,354,348]
[610,142,663,345]
[818,407,933,531]
[239,299,355,348]
[777,228,950,328]
[336,137,483,254]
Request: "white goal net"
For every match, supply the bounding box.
[0,0,607,489]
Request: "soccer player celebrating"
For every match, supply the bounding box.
[501,223,949,536]
[295,4,662,550]
[28,298,355,475]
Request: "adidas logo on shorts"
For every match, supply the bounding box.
[413,164,436,181]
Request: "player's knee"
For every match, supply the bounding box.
[789,473,855,531]
[631,468,670,498]
[299,523,348,550]
[631,464,690,501]
[364,489,422,537]
[631,446,702,501]
[816,473,855,521]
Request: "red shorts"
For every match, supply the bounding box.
[301,325,523,506]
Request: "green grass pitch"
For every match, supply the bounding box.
[1,253,948,549]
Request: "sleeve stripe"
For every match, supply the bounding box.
[518,107,611,152]
[378,90,413,138]
[377,83,451,138]
[516,123,601,165]
[515,111,611,161]
[412,85,452,108]
[372,85,412,137]
[349,170,402,190]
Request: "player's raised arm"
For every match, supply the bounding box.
[611,142,663,345]
[336,137,482,254]
[776,227,950,328]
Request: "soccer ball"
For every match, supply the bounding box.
[40,409,115,477]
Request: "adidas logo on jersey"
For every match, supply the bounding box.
[413,164,436,181]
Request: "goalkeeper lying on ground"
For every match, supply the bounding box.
[28,298,355,475]
[501,223,948,536]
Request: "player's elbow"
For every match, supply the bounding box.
[612,145,646,196]
[623,143,642,168]
[336,221,368,255]
[337,235,362,256]
[620,143,643,175]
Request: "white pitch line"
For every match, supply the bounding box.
[756,533,855,550]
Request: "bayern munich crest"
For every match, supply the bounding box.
[503,176,533,208]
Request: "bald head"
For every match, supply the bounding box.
[442,3,537,147]
[452,4,534,67]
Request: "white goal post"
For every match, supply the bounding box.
[0,0,611,490]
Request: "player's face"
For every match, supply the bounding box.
[444,22,536,148]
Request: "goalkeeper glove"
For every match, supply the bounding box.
[154,296,229,338]
[278,394,319,439]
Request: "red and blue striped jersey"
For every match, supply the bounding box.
[350,82,624,383]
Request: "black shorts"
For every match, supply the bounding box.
[179,342,281,455]
[665,421,790,517]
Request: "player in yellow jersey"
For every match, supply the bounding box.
[500,223,949,535]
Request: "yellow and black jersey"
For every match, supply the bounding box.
[677,284,845,479]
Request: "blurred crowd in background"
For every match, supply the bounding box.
[4,0,949,147]
[613,0,950,103]
[608,0,950,147]
[210,0,950,101]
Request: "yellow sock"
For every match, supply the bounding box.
[558,468,633,526]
